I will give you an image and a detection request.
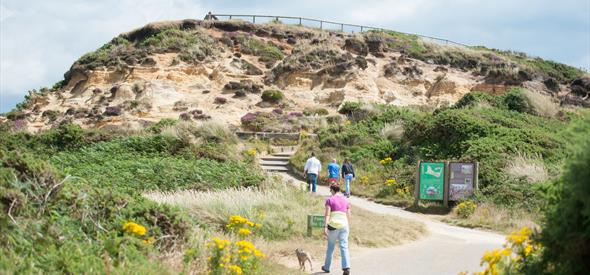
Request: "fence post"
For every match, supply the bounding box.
[275,16,279,22]
[253,16,255,23]
[320,21,323,30]
[299,17,302,26]
[360,26,363,32]
[229,15,232,19]
[341,24,344,32]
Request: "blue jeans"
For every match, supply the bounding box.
[344,174,353,195]
[307,173,317,192]
[324,226,350,270]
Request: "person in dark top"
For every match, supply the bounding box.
[204,11,218,20]
[341,159,355,198]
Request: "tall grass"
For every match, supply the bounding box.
[145,177,426,245]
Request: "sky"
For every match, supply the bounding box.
[1,0,589,113]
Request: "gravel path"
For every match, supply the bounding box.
[279,173,505,275]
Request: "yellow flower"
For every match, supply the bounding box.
[246,148,257,156]
[255,223,262,229]
[211,237,230,250]
[524,245,533,256]
[227,265,243,275]
[122,221,147,236]
[238,228,252,236]
[142,236,155,245]
[254,249,265,258]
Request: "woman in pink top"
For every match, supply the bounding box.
[321,184,351,275]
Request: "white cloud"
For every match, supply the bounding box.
[0,4,16,22]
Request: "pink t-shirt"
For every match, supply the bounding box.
[325,195,349,212]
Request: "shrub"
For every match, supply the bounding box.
[261,90,283,103]
[455,200,477,218]
[504,88,534,114]
[148,118,177,134]
[338,101,363,115]
[380,122,405,142]
[504,153,549,184]
[537,134,590,273]
[521,89,559,118]
[214,97,228,104]
[104,106,122,116]
[303,107,329,116]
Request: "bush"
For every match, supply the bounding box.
[214,97,227,104]
[261,90,283,103]
[537,134,590,273]
[148,118,177,134]
[504,88,534,114]
[455,200,477,218]
[303,107,329,116]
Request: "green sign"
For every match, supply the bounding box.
[419,162,445,200]
[307,214,325,236]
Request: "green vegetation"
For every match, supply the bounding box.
[261,89,284,103]
[0,122,263,273]
[139,28,216,62]
[75,27,217,70]
[531,115,590,274]
[371,30,427,56]
[293,89,587,232]
[241,36,284,63]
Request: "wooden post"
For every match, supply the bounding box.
[307,215,312,237]
[443,161,450,207]
[299,17,302,26]
[253,16,255,23]
[414,161,421,206]
[341,24,344,32]
[360,26,363,32]
[320,21,323,30]
[229,15,232,19]
[474,161,479,191]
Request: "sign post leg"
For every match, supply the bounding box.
[443,161,450,208]
[414,161,421,207]
[307,215,312,237]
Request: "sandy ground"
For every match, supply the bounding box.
[279,173,505,275]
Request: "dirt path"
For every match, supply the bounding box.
[279,173,505,275]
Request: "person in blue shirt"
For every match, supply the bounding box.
[327,159,340,185]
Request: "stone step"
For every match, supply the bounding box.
[261,165,290,172]
[259,160,289,166]
[260,156,291,161]
[272,152,296,157]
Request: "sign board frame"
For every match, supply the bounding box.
[415,161,479,207]
[307,214,325,236]
[446,162,479,203]
[415,161,446,201]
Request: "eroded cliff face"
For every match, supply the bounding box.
[11,19,588,132]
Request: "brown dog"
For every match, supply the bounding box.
[295,248,313,271]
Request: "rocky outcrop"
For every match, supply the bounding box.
[571,77,590,97]
[10,19,586,132]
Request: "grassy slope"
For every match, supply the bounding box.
[0,123,265,273]
[291,89,588,233]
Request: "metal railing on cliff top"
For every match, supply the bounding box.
[211,14,470,48]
